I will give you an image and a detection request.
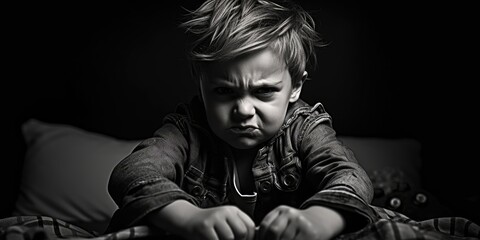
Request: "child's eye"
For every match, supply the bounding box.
[255,87,277,95]
[213,87,233,95]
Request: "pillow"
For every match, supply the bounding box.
[13,119,140,233]
[337,136,423,187]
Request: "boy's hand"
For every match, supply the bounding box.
[149,200,255,240]
[258,205,345,240]
[183,205,256,240]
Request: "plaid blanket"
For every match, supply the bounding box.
[2,209,479,240]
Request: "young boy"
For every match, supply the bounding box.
[106,0,376,239]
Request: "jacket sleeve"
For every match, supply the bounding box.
[106,123,197,232]
[297,118,377,233]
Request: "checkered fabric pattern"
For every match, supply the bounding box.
[1,211,479,240]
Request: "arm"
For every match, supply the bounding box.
[298,121,376,232]
[106,123,197,232]
[107,122,256,239]
[258,116,376,239]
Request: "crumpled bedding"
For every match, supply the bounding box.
[1,207,479,240]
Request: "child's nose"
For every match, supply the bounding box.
[233,99,255,119]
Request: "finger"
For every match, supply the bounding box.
[294,230,311,240]
[264,212,290,240]
[258,208,280,239]
[214,220,235,240]
[279,219,298,240]
[294,219,319,240]
[226,213,248,240]
[236,211,256,240]
[198,227,219,240]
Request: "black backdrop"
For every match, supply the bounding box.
[4,1,479,223]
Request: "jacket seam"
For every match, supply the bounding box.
[124,177,164,197]
[265,102,325,146]
[297,115,332,149]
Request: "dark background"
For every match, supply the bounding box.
[4,1,479,223]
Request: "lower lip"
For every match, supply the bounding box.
[230,127,258,134]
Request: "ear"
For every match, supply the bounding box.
[289,71,307,102]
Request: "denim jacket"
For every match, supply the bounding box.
[106,96,377,234]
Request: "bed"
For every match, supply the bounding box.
[1,119,478,240]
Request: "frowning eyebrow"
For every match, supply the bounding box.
[207,66,287,87]
[208,78,283,88]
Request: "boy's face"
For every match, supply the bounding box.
[199,48,303,150]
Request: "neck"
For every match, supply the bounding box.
[230,147,258,163]
[229,147,257,194]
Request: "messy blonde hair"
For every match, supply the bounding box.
[180,0,326,85]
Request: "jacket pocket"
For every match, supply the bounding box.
[183,166,206,199]
[275,154,302,192]
[183,166,226,207]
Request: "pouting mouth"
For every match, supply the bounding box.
[230,126,258,134]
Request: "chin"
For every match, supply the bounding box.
[227,138,261,150]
